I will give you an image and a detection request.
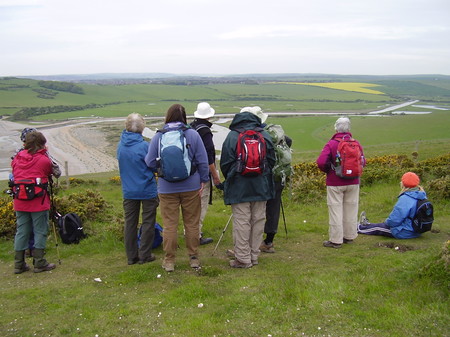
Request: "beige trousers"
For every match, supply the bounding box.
[231,201,266,264]
[326,185,360,244]
[159,190,201,264]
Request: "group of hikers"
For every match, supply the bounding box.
[9,104,432,274]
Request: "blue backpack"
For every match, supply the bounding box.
[156,127,194,182]
[409,198,434,233]
[138,223,163,249]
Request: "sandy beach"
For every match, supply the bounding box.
[0,119,121,180]
[0,118,231,181]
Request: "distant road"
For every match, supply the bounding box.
[368,100,420,114]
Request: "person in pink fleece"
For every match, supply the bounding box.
[316,117,365,248]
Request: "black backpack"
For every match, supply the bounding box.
[409,198,434,233]
[58,213,87,244]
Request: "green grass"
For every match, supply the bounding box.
[0,180,448,337]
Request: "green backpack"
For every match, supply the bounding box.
[265,124,292,185]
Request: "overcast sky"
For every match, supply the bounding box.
[1,0,449,77]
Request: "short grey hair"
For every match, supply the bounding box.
[125,113,145,133]
[334,117,351,133]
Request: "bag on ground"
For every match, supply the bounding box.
[157,127,193,182]
[333,136,364,179]
[137,223,163,249]
[410,198,434,233]
[235,128,267,177]
[58,212,86,244]
[265,124,292,183]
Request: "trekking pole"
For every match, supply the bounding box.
[211,214,233,256]
[280,198,288,238]
[49,178,62,265]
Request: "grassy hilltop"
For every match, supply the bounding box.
[0,74,449,336]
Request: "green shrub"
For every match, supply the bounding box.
[53,189,109,222]
[0,197,15,238]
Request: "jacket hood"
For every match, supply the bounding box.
[229,112,262,131]
[401,189,427,200]
[120,130,144,147]
[14,148,47,169]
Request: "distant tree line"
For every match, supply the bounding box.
[38,80,84,94]
[10,101,136,121]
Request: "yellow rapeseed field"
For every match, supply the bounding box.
[275,82,385,95]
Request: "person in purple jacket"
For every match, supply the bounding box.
[145,104,209,272]
[316,117,365,248]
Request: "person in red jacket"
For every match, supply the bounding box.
[11,131,57,273]
[316,117,365,248]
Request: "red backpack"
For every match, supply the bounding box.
[333,136,364,179]
[235,128,267,177]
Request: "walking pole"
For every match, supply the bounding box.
[49,178,62,265]
[212,214,233,256]
[281,198,288,238]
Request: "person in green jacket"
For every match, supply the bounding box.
[220,109,275,268]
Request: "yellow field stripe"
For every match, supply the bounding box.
[271,82,385,95]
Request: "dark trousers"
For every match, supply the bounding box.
[358,222,394,238]
[123,198,159,263]
[264,180,284,237]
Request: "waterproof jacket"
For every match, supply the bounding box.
[145,122,209,194]
[385,189,426,239]
[117,130,158,200]
[11,148,52,212]
[190,118,216,166]
[220,112,276,205]
[316,132,365,186]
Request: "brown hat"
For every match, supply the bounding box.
[401,172,420,188]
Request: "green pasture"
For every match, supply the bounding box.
[6,76,450,119]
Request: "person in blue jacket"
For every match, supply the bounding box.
[358,172,425,239]
[117,113,159,265]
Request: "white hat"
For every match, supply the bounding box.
[240,106,268,123]
[194,102,215,119]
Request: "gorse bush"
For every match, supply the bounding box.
[289,153,449,202]
[53,189,109,222]
[0,197,15,238]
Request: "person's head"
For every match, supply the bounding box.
[334,117,351,133]
[165,104,187,124]
[24,131,46,154]
[20,127,37,143]
[194,102,215,119]
[240,106,268,123]
[125,113,145,133]
[401,172,420,189]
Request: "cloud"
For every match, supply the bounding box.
[218,24,449,41]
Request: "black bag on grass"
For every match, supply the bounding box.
[58,213,87,244]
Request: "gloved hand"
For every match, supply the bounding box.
[215,182,224,190]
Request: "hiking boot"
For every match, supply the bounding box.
[229,259,252,269]
[260,242,275,253]
[14,250,30,274]
[323,241,342,249]
[139,254,156,264]
[359,211,370,225]
[251,260,258,266]
[343,238,354,244]
[34,263,56,273]
[162,261,175,272]
[32,248,56,272]
[189,256,201,269]
[226,249,235,258]
[128,258,139,265]
[14,264,30,274]
[200,237,213,245]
